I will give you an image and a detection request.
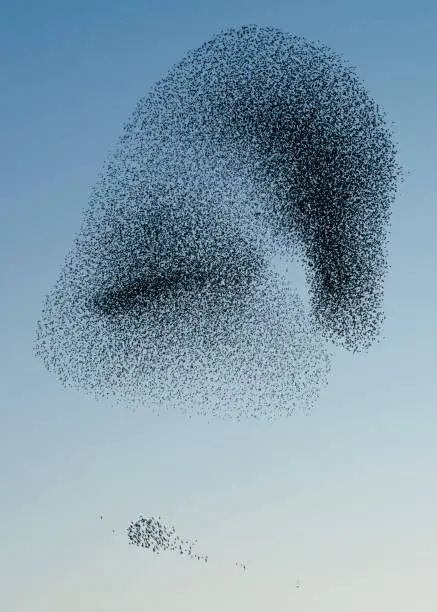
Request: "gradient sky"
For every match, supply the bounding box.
[1,1,436,610]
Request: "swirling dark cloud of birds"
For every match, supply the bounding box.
[35,25,400,418]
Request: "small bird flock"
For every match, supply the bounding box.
[126,515,251,571]
[35,25,400,420]
[127,515,208,563]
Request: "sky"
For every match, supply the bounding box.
[1,0,436,610]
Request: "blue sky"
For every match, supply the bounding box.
[1,1,436,610]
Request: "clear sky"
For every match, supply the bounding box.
[1,1,436,610]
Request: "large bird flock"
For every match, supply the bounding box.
[35,24,400,420]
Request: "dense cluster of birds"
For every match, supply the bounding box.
[127,515,208,563]
[35,25,400,418]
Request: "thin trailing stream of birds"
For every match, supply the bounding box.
[126,515,250,571]
[35,25,401,419]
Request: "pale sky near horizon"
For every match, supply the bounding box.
[1,1,437,611]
